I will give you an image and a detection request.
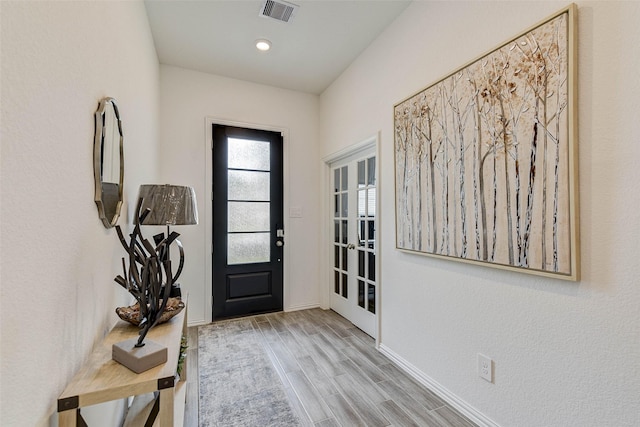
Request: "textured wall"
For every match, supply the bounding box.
[320,1,640,426]
[0,1,159,425]
[159,65,321,324]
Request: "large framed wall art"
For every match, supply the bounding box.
[394,4,579,280]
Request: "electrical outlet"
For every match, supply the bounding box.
[478,354,493,383]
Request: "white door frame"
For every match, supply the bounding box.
[322,132,381,343]
[204,117,290,323]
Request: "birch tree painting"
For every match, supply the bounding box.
[394,6,578,279]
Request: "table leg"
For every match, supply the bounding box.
[158,387,175,426]
[58,409,77,427]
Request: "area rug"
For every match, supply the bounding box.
[198,318,302,426]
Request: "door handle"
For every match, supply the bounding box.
[276,240,284,247]
[347,243,356,250]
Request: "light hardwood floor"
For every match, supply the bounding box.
[184,308,477,427]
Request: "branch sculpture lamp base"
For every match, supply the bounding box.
[112,338,167,374]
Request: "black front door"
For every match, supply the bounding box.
[212,124,284,319]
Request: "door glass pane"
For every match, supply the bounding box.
[341,193,348,217]
[342,246,348,271]
[334,168,340,193]
[228,138,270,171]
[367,188,376,216]
[334,195,339,217]
[357,160,365,187]
[367,157,375,185]
[341,220,348,244]
[335,271,340,294]
[228,232,270,264]
[334,220,340,243]
[334,246,340,268]
[341,166,348,191]
[358,219,365,247]
[368,252,375,281]
[368,284,376,314]
[358,189,366,217]
[358,280,365,308]
[367,221,376,249]
[228,202,269,232]
[369,220,376,249]
[228,170,270,201]
[358,250,364,277]
[341,273,348,298]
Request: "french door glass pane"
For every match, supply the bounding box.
[341,220,348,244]
[358,160,365,187]
[341,193,348,217]
[228,170,270,201]
[358,219,365,247]
[342,247,348,271]
[368,252,375,281]
[342,273,348,298]
[368,284,376,313]
[368,188,376,216]
[367,157,375,185]
[228,138,270,171]
[341,166,348,191]
[228,201,269,232]
[358,190,366,216]
[228,232,270,265]
[368,220,375,249]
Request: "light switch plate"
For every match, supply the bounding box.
[289,206,303,218]
[478,353,493,383]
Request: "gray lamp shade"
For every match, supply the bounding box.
[138,184,198,226]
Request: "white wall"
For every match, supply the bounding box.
[0,1,159,425]
[159,65,321,324]
[320,1,640,426]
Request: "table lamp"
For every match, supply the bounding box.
[112,184,198,373]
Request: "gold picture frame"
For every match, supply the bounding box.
[394,4,579,280]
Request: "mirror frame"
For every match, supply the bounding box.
[93,97,124,228]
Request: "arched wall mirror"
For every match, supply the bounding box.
[94,97,124,228]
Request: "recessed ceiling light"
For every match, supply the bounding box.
[255,39,272,52]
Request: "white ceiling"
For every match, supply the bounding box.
[144,0,411,94]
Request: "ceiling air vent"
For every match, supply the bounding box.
[259,0,299,23]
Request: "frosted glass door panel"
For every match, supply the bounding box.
[228,170,270,201]
[228,233,270,265]
[226,136,271,266]
[228,202,270,232]
[228,138,270,171]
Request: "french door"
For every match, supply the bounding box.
[212,124,284,319]
[330,149,377,338]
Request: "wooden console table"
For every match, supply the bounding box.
[57,301,187,427]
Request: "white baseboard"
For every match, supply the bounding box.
[285,303,320,312]
[187,319,209,327]
[378,344,500,427]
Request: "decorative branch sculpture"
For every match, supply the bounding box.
[114,197,181,347]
